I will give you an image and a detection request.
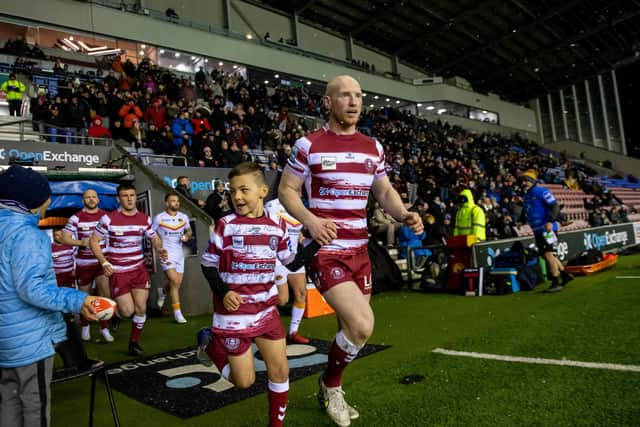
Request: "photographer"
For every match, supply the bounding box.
[1,73,26,116]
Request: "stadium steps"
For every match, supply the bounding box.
[0,117,41,142]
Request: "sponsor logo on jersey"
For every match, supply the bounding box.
[232,236,244,249]
[321,156,337,170]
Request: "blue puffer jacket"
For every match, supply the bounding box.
[0,206,87,368]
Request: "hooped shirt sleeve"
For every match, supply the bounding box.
[373,138,387,181]
[276,217,294,265]
[284,137,310,179]
[143,215,157,239]
[201,219,224,268]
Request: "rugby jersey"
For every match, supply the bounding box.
[64,209,108,266]
[264,198,302,255]
[152,210,190,254]
[51,243,75,276]
[285,124,386,254]
[94,209,156,272]
[201,213,294,337]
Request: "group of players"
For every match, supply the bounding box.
[50,186,192,356]
[49,74,421,427]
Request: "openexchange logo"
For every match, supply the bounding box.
[583,230,629,250]
[0,147,101,166]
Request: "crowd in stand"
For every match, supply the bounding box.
[13,50,639,246]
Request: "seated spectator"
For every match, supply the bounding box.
[129,119,145,148]
[368,201,402,248]
[199,146,216,167]
[87,117,112,140]
[398,222,431,269]
[109,119,129,141]
[173,143,197,167]
[227,141,243,167]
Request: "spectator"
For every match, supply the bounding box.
[173,144,198,167]
[199,146,216,167]
[0,165,99,427]
[453,189,486,241]
[129,119,146,148]
[174,176,205,208]
[0,73,26,116]
[397,220,431,269]
[110,118,129,141]
[171,111,194,148]
[227,141,244,167]
[143,98,166,129]
[368,201,402,247]
[87,117,112,140]
[204,180,232,221]
[46,105,69,143]
[118,99,143,128]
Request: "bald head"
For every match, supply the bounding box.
[82,189,99,211]
[323,75,362,134]
[325,75,361,97]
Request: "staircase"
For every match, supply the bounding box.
[0,116,41,142]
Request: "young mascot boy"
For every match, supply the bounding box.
[197,162,308,427]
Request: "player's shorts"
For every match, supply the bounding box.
[75,263,105,288]
[109,265,150,298]
[274,260,305,286]
[211,311,285,359]
[161,253,185,274]
[308,246,372,295]
[55,272,75,288]
[534,232,556,254]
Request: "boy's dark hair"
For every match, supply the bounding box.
[117,183,136,194]
[229,162,266,185]
[165,193,178,201]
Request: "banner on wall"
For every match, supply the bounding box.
[473,222,638,268]
[0,140,112,169]
[149,166,280,201]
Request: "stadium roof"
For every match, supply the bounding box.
[250,0,640,103]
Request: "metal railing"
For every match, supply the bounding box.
[0,118,113,146]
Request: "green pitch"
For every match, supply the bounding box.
[52,253,640,426]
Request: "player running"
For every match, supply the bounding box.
[265,197,310,344]
[90,183,168,356]
[152,193,192,323]
[61,189,114,342]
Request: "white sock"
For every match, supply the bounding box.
[221,364,231,381]
[268,379,290,393]
[157,288,165,298]
[289,304,305,335]
[82,325,90,335]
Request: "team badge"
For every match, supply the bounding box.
[224,337,241,351]
[330,267,345,280]
[345,152,355,160]
[321,156,337,170]
[269,236,279,250]
[232,236,244,249]
[364,158,374,173]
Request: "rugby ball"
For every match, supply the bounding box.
[91,297,117,321]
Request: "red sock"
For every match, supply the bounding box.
[268,380,289,427]
[323,330,361,388]
[80,315,89,327]
[130,314,146,343]
[100,319,109,330]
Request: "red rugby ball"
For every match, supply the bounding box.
[91,297,117,321]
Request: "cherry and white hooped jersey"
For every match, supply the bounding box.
[64,209,108,266]
[264,198,302,254]
[201,213,294,337]
[285,124,387,254]
[152,210,190,255]
[94,209,156,273]
[51,243,75,275]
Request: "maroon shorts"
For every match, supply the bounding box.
[212,312,285,360]
[309,246,372,295]
[55,272,75,288]
[109,265,150,298]
[75,263,104,288]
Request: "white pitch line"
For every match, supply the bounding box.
[616,276,640,279]
[432,348,640,372]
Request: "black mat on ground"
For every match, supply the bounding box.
[103,339,389,418]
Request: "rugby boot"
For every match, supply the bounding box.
[196,327,213,367]
[128,341,144,356]
[287,332,310,344]
[317,375,351,426]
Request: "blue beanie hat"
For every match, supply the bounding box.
[0,165,51,209]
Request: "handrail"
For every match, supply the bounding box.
[0,127,114,146]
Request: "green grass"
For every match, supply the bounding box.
[53,254,640,426]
